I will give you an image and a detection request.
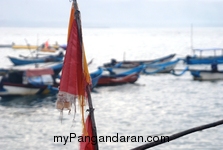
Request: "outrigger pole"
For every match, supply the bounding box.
[131,119,223,150]
[73,0,99,149]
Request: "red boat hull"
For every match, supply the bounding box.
[97,73,139,86]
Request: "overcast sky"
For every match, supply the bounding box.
[0,0,223,28]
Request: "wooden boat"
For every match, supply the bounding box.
[190,70,223,81]
[0,68,59,96]
[103,53,176,68]
[0,43,68,51]
[0,62,63,96]
[143,59,180,74]
[0,43,68,52]
[190,64,223,81]
[171,62,223,81]
[8,52,64,66]
[0,62,63,78]
[104,64,145,76]
[185,48,223,65]
[97,72,140,86]
[12,44,60,50]
[97,65,143,86]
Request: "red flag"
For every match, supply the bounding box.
[80,114,95,150]
[56,2,97,150]
[56,2,91,132]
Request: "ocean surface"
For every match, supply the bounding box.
[0,27,222,150]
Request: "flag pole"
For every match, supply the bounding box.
[191,24,194,56]
[86,86,99,150]
[73,0,99,149]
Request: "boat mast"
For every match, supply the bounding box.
[73,0,99,149]
[123,51,126,61]
[190,24,194,56]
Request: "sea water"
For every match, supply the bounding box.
[0,27,222,150]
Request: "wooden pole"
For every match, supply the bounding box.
[86,86,99,150]
[131,119,223,150]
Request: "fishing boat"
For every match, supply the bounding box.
[96,65,143,86]
[104,64,145,76]
[0,62,63,96]
[0,68,59,96]
[0,62,63,78]
[143,59,181,74]
[97,72,140,86]
[0,62,63,71]
[12,43,60,50]
[8,51,64,66]
[190,70,223,81]
[170,62,223,81]
[103,53,176,68]
[185,48,223,65]
[0,41,66,52]
[190,63,223,81]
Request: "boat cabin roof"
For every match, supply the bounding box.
[193,48,223,51]
[192,48,223,57]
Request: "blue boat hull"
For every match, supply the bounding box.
[8,54,64,66]
[90,68,103,88]
[143,59,180,74]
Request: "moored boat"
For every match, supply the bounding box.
[171,62,223,81]
[8,52,64,66]
[0,41,66,52]
[96,65,143,86]
[0,61,63,96]
[12,44,60,50]
[0,68,58,96]
[104,64,145,76]
[103,53,176,68]
[190,69,223,81]
[97,72,140,86]
[143,59,180,74]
